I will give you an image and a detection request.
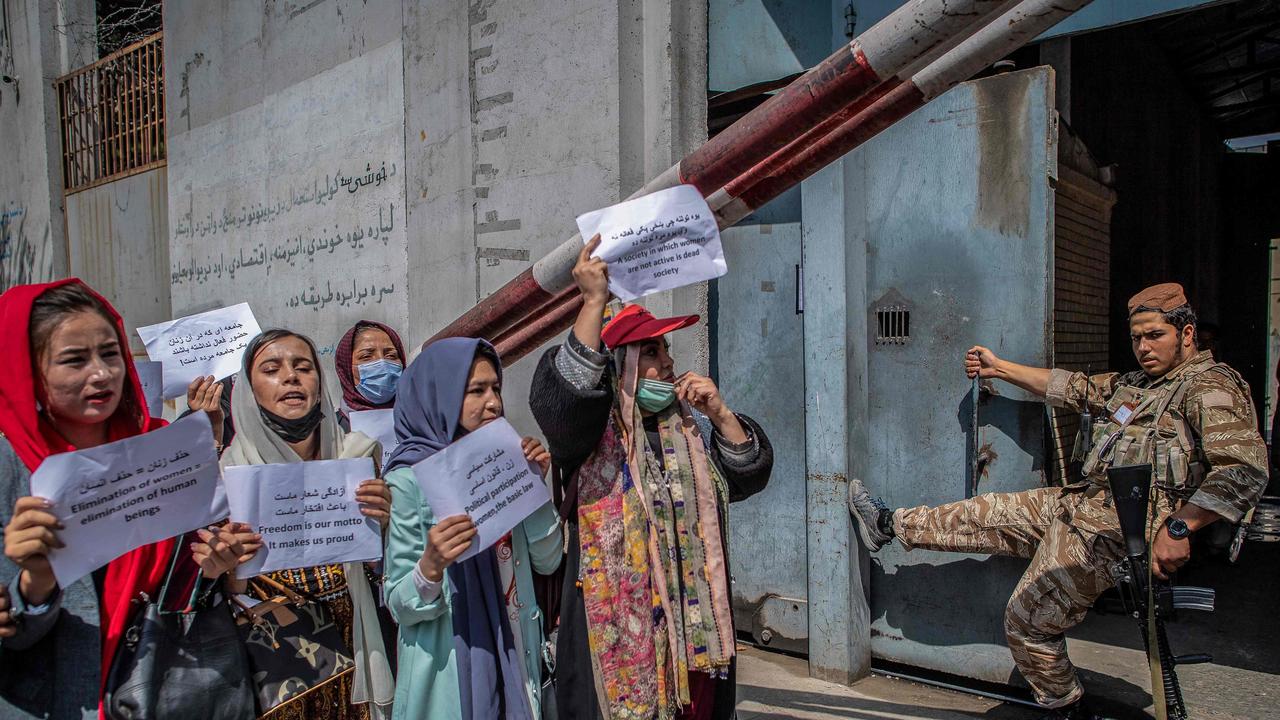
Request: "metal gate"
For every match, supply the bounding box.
[716,223,809,654]
[850,67,1058,684]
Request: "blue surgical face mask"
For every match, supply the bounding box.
[635,379,676,413]
[355,359,403,404]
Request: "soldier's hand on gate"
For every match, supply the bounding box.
[965,346,1001,379]
[574,234,611,305]
[0,583,16,638]
[1152,526,1191,580]
[420,515,477,583]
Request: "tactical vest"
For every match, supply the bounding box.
[1074,357,1246,516]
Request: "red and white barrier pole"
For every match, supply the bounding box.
[709,0,1093,227]
[428,0,1016,345]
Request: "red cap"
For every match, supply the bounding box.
[600,303,699,349]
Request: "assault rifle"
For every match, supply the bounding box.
[1107,464,1215,720]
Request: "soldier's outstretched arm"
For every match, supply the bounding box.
[966,345,1052,397]
[967,346,1118,412]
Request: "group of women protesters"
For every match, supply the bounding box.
[0,236,774,720]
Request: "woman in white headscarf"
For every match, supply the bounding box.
[203,328,396,720]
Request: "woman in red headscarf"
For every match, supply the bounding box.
[0,279,238,719]
[333,320,406,432]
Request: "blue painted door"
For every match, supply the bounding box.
[715,223,809,653]
[847,67,1057,685]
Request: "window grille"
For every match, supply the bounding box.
[55,32,165,194]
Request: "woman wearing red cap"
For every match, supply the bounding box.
[530,237,773,720]
[0,279,244,719]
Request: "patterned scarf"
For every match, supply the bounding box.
[576,345,735,720]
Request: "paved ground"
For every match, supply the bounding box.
[736,540,1280,719]
[736,646,1035,720]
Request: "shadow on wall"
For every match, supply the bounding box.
[956,390,1049,497]
[1,204,53,288]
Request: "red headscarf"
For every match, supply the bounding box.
[334,319,406,413]
[0,278,175,716]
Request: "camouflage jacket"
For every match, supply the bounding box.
[1044,351,1267,539]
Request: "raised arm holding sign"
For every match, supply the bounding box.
[575,184,728,301]
[137,302,262,399]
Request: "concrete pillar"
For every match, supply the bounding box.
[801,159,872,683]
[0,0,95,288]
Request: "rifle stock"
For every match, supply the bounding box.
[1106,464,1214,720]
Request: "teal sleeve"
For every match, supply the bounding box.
[383,467,451,626]
[521,500,563,576]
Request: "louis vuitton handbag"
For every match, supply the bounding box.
[231,572,355,713]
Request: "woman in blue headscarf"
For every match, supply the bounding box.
[382,338,561,719]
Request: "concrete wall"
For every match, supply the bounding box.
[163,0,408,383]
[0,0,95,290]
[163,0,708,421]
[65,167,170,354]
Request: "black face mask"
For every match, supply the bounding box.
[259,402,324,443]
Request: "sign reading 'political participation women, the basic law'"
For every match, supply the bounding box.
[576,184,728,302]
[412,418,551,561]
[223,457,382,579]
[30,413,224,586]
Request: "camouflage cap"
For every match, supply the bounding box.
[1127,282,1188,315]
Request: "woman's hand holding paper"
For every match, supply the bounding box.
[356,479,392,528]
[418,514,476,583]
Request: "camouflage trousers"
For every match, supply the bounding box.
[894,487,1126,708]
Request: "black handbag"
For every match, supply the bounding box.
[104,546,256,720]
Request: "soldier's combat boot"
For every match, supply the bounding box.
[846,477,894,551]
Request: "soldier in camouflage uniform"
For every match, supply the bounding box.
[847,283,1268,720]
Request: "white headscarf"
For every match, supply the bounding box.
[222,332,394,717]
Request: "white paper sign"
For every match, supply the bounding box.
[576,184,728,302]
[349,409,398,472]
[137,303,262,400]
[412,418,551,561]
[134,360,164,417]
[224,457,382,579]
[30,413,223,586]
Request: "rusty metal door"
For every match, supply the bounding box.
[715,223,809,654]
[848,67,1058,685]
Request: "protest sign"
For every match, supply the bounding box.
[30,413,222,587]
[137,303,261,399]
[349,409,398,472]
[223,457,381,579]
[412,418,550,561]
[134,359,164,417]
[576,184,728,302]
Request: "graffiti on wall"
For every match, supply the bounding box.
[1,204,53,289]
